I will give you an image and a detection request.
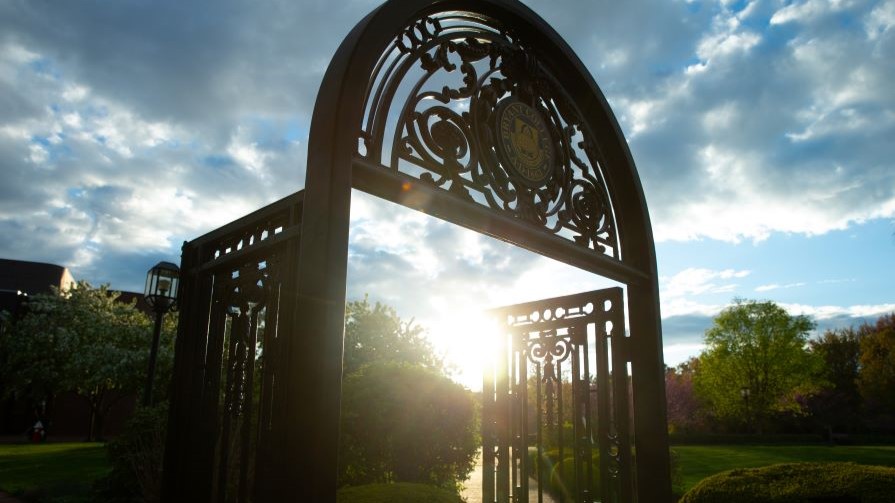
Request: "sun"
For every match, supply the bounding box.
[426,305,501,392]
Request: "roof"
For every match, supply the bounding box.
[0,258,74,296]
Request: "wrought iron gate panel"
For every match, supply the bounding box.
[162,192,302,502]
[483,288,634,503]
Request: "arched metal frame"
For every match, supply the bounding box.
[274,0,668,500]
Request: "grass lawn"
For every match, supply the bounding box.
[0,443,109,503]
[673,444,895,494]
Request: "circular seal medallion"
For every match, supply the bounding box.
[494,99,555,187]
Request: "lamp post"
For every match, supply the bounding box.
[740,386,751,434]
[143,261,180,407]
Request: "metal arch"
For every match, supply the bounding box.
[281,0,671,501]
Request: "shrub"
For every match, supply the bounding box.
[339,362,478,491]
[680,462,895,503]
[336,482,463,503]
[92,403,167,502]
[528,447,601,499]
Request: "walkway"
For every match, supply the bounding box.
[461,452,557,503]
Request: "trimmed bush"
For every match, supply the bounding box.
[92,403,167,502]
[528,447,601,499]
[680,462,895,503]
[339,362,478,490]
[336,482,463,503]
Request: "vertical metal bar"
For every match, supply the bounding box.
[254,278,281,501]
[627,284,672,503]
[238,309,260,503]
[197,290,227,499]
[557,358,564,503]
[496,330,510,503]
[595,317,612,503]
[520,344,529,503]
[161,242,198,499]
[571,335,582,502]
[482,324,496,503]
[610,296,634,503]
[217,312,241,502]
[510,347,519,502]
[582,323,595,502]
[162,241,215,501]
[536,362,543,503]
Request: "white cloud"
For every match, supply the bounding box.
[865,1,895,40]
[660,267,750,309]
[755,282,807,292]
[781,302,895,320]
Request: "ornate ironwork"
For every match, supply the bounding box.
[162,192,301,502]
[483,288,633,503]
[360,13,619,257]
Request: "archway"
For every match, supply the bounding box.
[163,0,670,500]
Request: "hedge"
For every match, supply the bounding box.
[679,462,895,503]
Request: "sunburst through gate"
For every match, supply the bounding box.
[483,289,634,503]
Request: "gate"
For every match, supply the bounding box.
[163,0,671,500]
[162,192,303,502]
[484,288,632,503]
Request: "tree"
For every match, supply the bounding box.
[338,297,477,492]
[0,282,175,440]
[693,299,816,433]
[857,313,895,427]
[343,296,444,376]
[339,361,478,491]
[807,327,862,435]
[665,359,708,434]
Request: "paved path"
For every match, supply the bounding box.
[461,452,557,503]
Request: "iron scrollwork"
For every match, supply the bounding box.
[361,14,619,257]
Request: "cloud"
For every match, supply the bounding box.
[0,38,307,286]
[755,281,807,292]
[661,267,750,300]
[531,0,895,243]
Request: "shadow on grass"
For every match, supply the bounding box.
[0,443,110,503]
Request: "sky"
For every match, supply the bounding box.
[1,0,893,390]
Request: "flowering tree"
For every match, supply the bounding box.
[0,282,175,440]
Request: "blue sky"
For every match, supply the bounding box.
[1,0,893,389]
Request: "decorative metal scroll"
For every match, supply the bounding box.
[163,191,302,502]
[359,14,619,257]
[483,288,634,503]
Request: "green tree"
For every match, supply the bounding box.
[0,282,175,440]
[343,296,443,376]
[694,299,816,433]
[339,361,478,491]
[857,313,895,425]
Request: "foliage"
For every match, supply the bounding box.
[693,299,816,432]
[343,297,444,376]
[92,403,168,503]
[673,445,895,493]
[807,327,862,433]
[679,462,895,503]
[338,361,478,491]
[527,447,600,499]
[336,482,463,503]
[0,282,175,440]
[857,314,895,423]
[0,442,109,503]
[666,359,709,434]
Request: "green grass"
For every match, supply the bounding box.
[0,443,109,502]
[674,445,895,494]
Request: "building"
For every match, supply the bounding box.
[0,258,140,439]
